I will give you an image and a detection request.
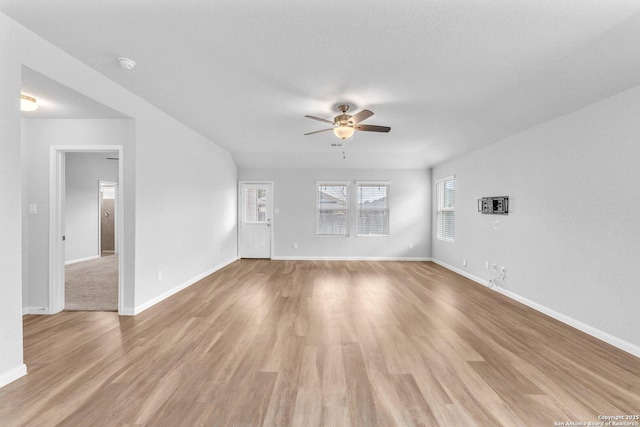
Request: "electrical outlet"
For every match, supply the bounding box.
[493,221,498,229]
[501,266,506,275]
[408,243,413,250]
[492,263,498,271]
[292,243,298,249]
[463,259,467,267]
[485,261,489,269]
[157,270,163,281]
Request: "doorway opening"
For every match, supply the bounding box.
[50,146,125,314]
[99,181,118,257]
[63,162,119,311]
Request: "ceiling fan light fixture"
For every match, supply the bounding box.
[333,125,355,140]
[20,94,38,111]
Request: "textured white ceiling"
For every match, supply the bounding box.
[4,0,640,169]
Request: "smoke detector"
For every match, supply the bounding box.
[117,57,136,70]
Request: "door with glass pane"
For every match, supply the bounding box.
[239,182,272,258]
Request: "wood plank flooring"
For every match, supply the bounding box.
[1,260,638,426]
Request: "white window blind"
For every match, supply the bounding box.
[244,187,267,223]
[436,176,455,241]
[317,183,349,236]
[356,183,389,236]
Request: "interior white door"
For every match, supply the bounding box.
[52,150,66,313]
[239,182,272,258]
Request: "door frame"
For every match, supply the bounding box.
[49,145,125,314]
[238,181,274,259]
[98,181,118,256]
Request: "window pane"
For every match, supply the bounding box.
[440,211,455,239]
[357,184,389,236]
[318,209,349,235]
[245,187,267,223]
[444,179,455,208]
[318,185,349,235]
[436,177,455,241]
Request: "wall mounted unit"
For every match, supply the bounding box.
[478,196,509,215]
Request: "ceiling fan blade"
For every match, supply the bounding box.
[304,128,334,136]
[350,109,374,124]
[354,124,391,133]
[304,115,334,125]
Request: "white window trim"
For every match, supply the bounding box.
[355,181,391,186]
[436,175,455,242]
[316,181,350,237]
[355,181,390,237]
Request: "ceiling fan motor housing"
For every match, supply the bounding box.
[334,113,352,126]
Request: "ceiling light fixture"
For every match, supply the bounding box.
[304,104,390,140]
[117,57,136,70]
[20,94,38,111]
[333,125,355,140]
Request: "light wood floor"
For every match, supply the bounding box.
[1,260,638,426]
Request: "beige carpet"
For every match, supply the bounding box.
[65,255,118,311]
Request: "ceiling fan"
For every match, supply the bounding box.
[305,104,391,140]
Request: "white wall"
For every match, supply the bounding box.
[133,118,238,309]
[2,12,238,387]
[23,119,134,312]
[432,83,640,352]
[65,152,119,262]
[21,119,30,314]
[238,168,431,259]
[0,23,27,389]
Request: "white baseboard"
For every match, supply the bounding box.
[494,286,640,358]
[22,306,49,315]
[133,257,239,315]
[431,259,640,358]
[65,255,100,265]
[0,364,27,389]
[119,307,136,316]
[271,256,432,261]
[430,258,489,286]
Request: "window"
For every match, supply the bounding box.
[244,187,267,223]
[356,182,389,236]
[317,183,349,236]
[436,176,455,241]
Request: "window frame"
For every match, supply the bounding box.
[355,181,390,237]
[316,181,350,237]
[436,175,455,242]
